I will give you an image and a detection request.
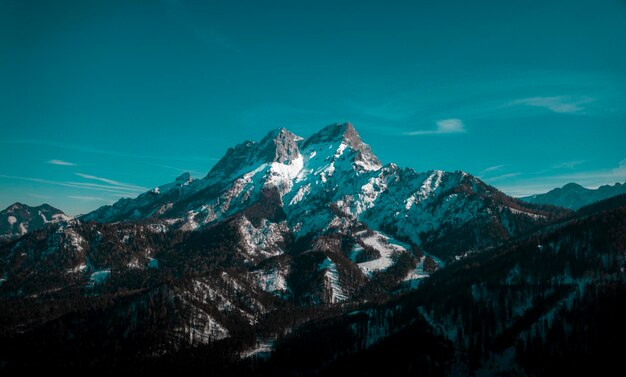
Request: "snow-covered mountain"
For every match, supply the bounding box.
[83,123,563,260]
[0,202,71,240]
[0,123,573,370]
[521,181,626,210]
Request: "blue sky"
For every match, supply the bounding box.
[1,0,626,215]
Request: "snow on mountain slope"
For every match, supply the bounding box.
[237,216,289,259]
[254,265,289,297]
[355,230,407,276]
[318,256,347,303]
[0,123,576,359]
[79,123,561,264]
[0,203,71,240]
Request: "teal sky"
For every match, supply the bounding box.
[2,0,626,215]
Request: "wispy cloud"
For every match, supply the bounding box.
[66,182,145,194]
[553,160,586,169]
[0,174,147,196]
[68,195,108,201]
[507,96,593,114]
[141,161,205,178]
[47,159,76,166]
[404,119,466,136]
[3,139,216,167]
[485,172,522,182]
[29,193,52,200]
[75,173,146,191]
[479,164,505,176]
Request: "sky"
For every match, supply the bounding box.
[1,0,626,215]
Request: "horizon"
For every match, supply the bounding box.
[2,0,626,215]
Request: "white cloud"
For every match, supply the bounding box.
[485,172,521,182]
[404,119,466,136]
[508,96,593,114]
[47,159,76,166]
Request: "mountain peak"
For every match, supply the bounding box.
[522,180,626,209]
[3,202,62,213]
[175,172,193,185]
[260,127,302,164]
[5,202,25,212]
[302,122,358,147]
[302,122,381,171]
[207,127,303,182]
[562,182,584,190]
[1,202,69,239]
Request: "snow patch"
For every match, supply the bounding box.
[265,154,304,196]
[403,257,428,282]
[319,257,347,303]
[254,267,289,296]
[67,263,87,274]
[66,228,86,252]
[405,170,443,210]
[178,309,230,345]
[335,142,348,157]
[507,207,546,220]
[238,216,286,258]
[242,339,275,359]
[289,183,311,206]
[357,232,407,276]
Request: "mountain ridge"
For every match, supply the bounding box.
[522,180,626,209]
[0,202,70,240]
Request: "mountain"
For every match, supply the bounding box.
[82,123,566,261]
[262,194,626,376]
[521,181,626,210]
[0,203,71,240]
[0,123,577,374]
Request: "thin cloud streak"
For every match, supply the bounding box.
[0,174,146,196]
[506,96,593,114]
[68,195,108,201]
[3,139,216,166]
[485,172,522,182]
[66,181,146,194]
[479,165,505,176]
[553,160,586,169]
[404,119,466,136]
[75,173,147,191]
[47,159,76,166]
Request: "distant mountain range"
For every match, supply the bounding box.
[521,181,626,210]
[0,123,624,375]
[0,203,70,241]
